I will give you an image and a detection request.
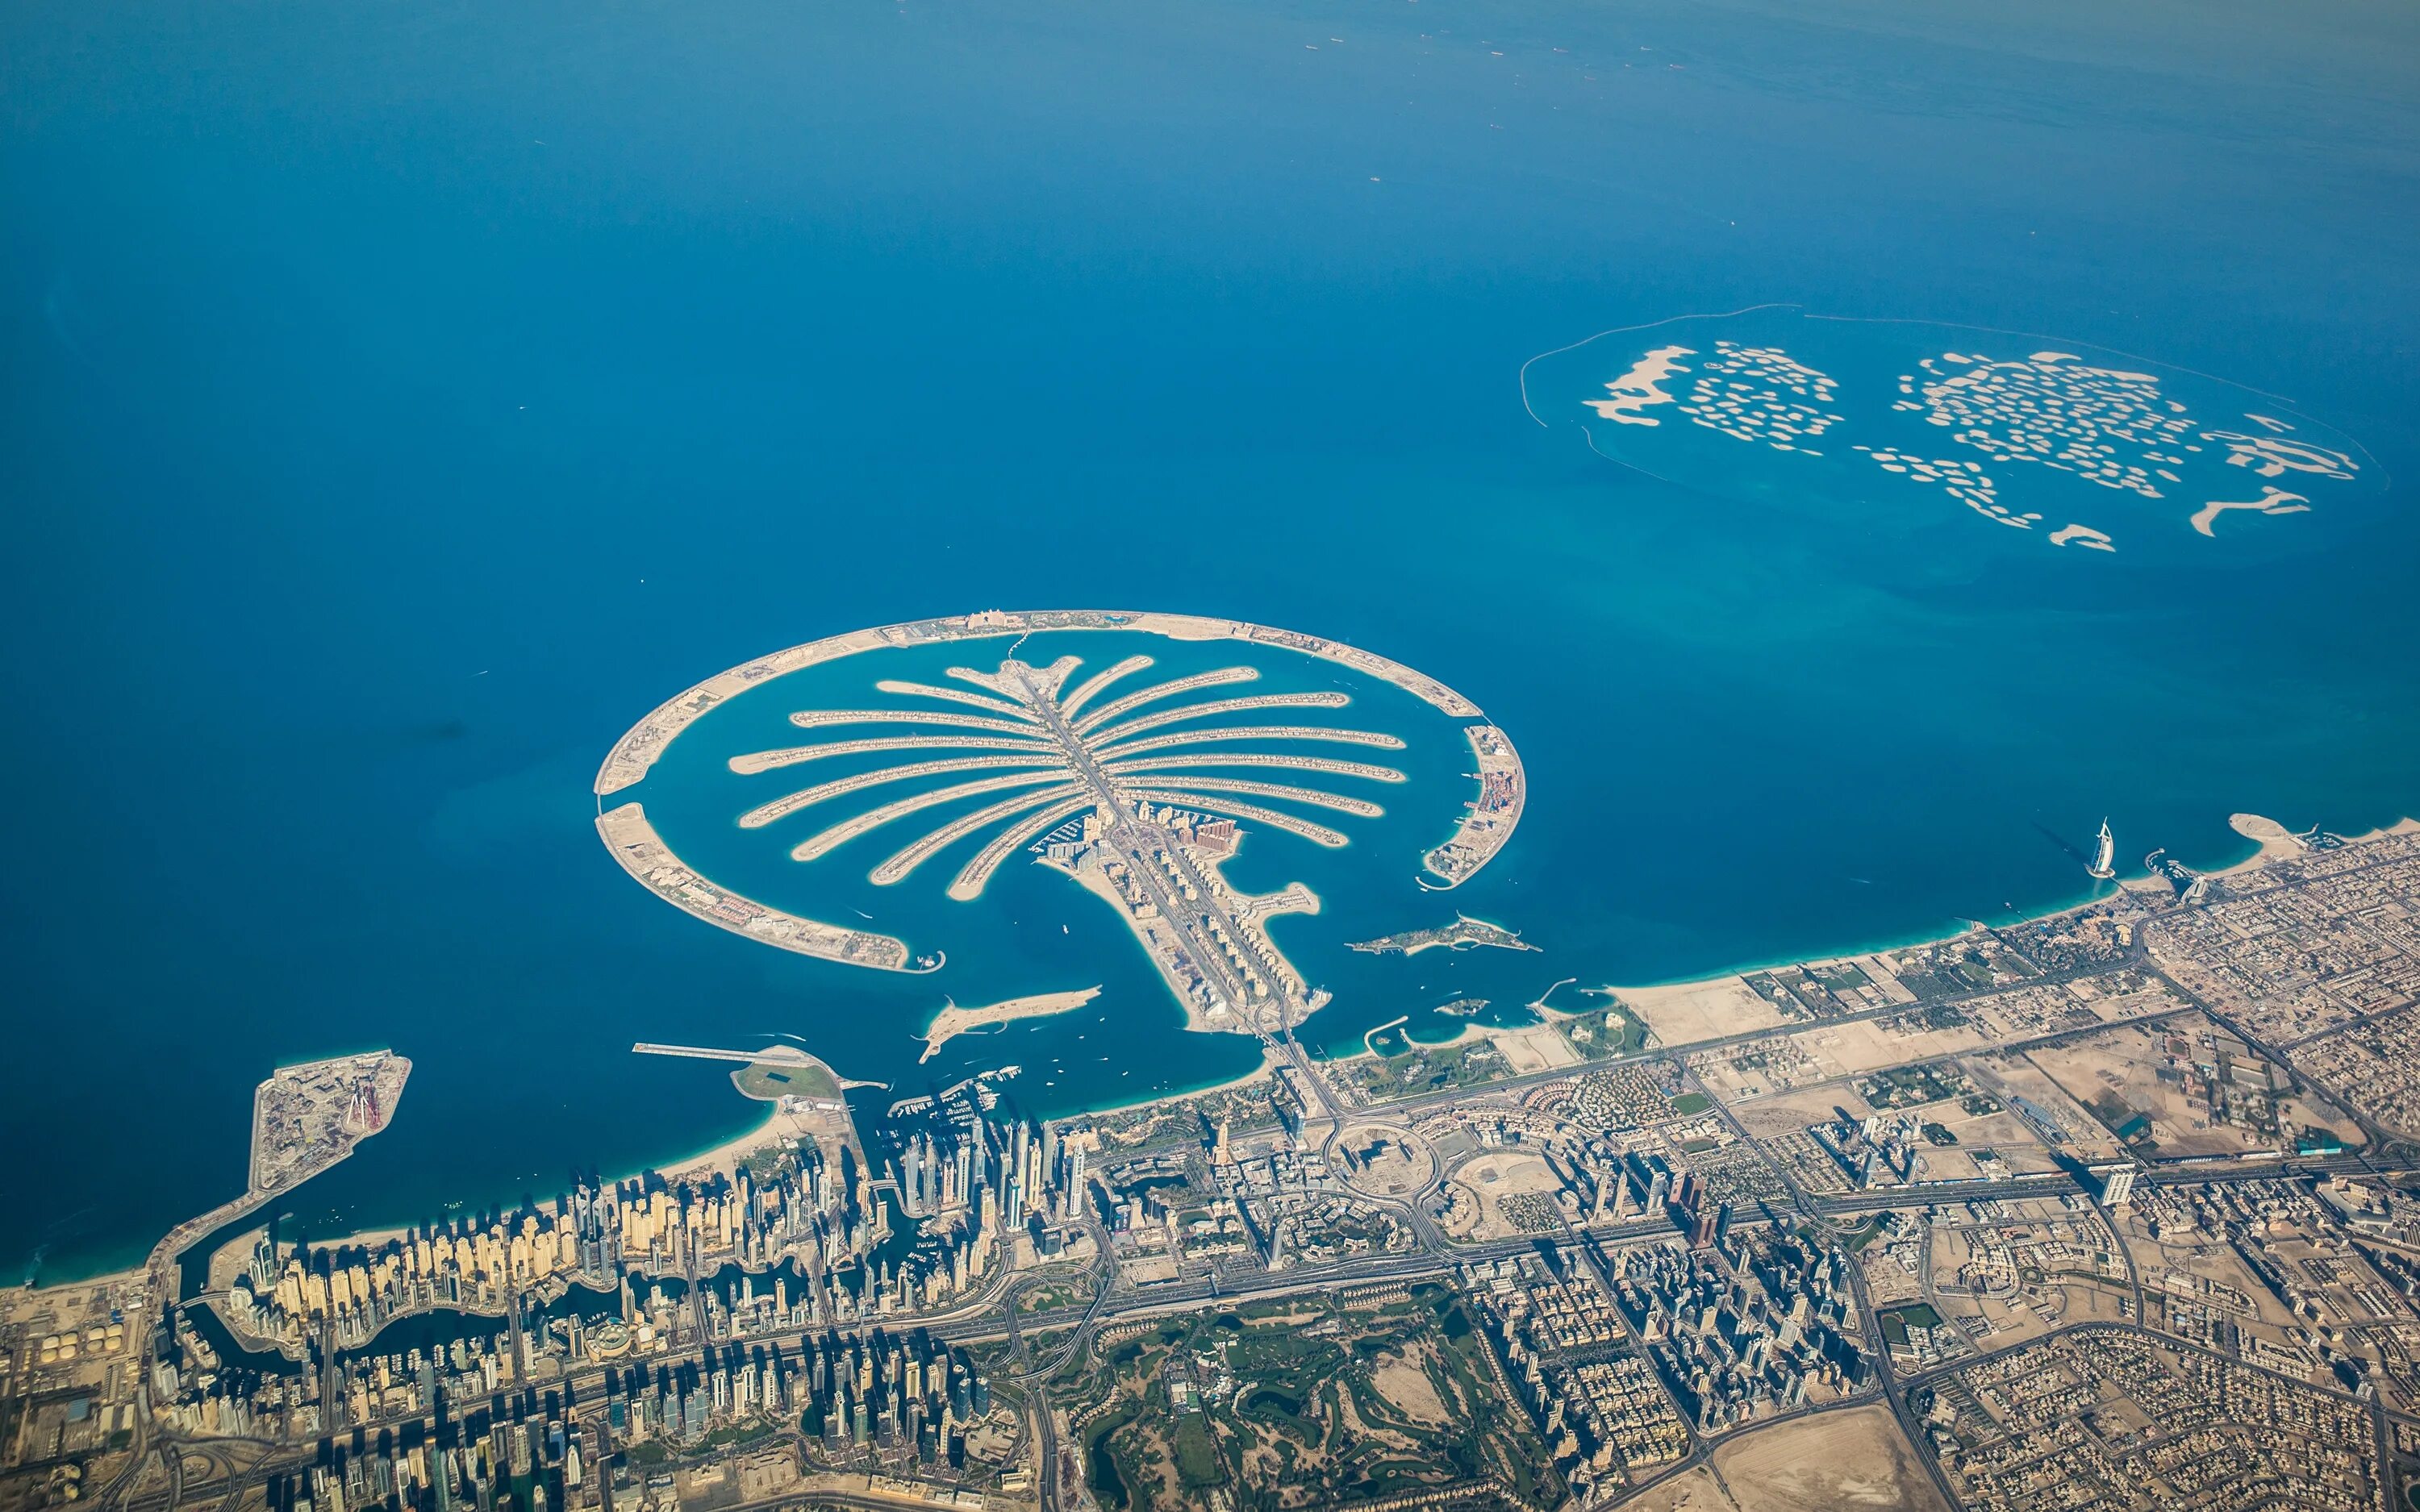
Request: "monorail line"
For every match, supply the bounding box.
[942,652,1081,706]
[1047,839,1323,1038]
[1006,653,1334,1029]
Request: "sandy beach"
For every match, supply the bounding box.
[2190,487,2309,537]
[2209,812,2420,877]
[917,987,1102,1063]
[653,1105,791,1183]
[2218,812,2308,874]
[1583,344,1694,425]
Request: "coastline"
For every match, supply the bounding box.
[145,1093,809,1305]
[1329,811,2420,1073]
[648,1101,800,1185]
[1068,1042,1287,1123]
[1591,811,2417,1003]
[19,810,2415,1297]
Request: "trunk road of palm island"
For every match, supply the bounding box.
[998,652,1353,1125]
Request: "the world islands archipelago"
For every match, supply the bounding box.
[18,618,2420,1512]
[1524,307,2385,558]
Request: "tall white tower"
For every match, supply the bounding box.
[2088,818,2117,880]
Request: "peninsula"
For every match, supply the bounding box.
[1049,820,1324,1038]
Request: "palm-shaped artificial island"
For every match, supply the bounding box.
[595,610,1525,1040]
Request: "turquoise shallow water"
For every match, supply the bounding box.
[3,0,2418,1281]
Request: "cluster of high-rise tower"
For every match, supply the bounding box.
[887,1115,1090,1295]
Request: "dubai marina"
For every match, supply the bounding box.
[6,0,2420,1510]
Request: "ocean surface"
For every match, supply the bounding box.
[4,0,2418,1283]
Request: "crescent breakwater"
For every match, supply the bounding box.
[595,802,933,972]
[1423,723,1525,889]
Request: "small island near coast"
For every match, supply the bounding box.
[248,1051,413,1199]
[916,987,1102,1063]
[1349,914,1540,957]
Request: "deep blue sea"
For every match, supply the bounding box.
[5,0,2417,1283]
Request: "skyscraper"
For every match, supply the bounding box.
[2092,1163,2137,1206]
